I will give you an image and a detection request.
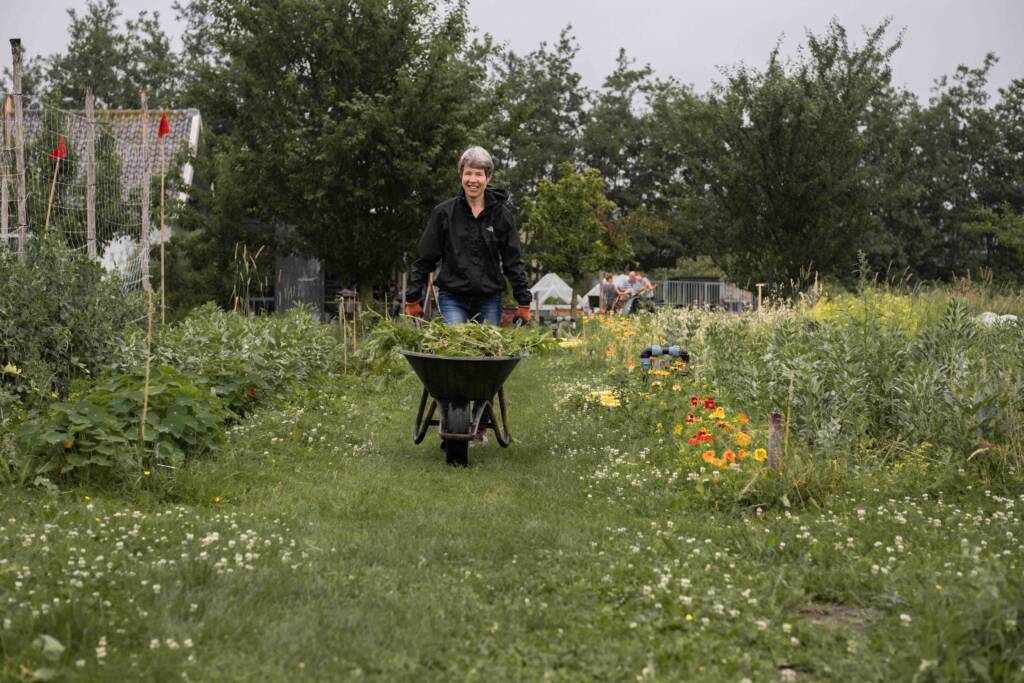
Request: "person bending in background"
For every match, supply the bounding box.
[404,146,532,325]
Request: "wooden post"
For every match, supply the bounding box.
[140,91,151,290]
[10,39,28,260]
[85,87,96,258]
[1,95,10,245]
[767,411,782,472]
[755,283,765,310]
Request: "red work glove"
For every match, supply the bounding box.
[516,305,532,322]
[404,301,423,317]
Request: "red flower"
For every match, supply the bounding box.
[685,413,697,424]
[690,396,699,407]
[247,386,257,398]
[704,397,716,410]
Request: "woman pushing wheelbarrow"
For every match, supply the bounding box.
[400,146,534,465]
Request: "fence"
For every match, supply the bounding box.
[654,280,755,311]
[1,39,193,321]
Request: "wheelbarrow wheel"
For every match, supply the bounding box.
[444,402,470,467]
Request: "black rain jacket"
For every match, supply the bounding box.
[405,187,532,305]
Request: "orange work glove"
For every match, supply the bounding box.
[516,305,532,322]
[404,301,423,317]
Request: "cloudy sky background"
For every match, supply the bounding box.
[2,0,1022,101]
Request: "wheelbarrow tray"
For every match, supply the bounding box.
[400,350,524,401]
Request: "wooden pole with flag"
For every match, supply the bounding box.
[44,135,67,230]
[158,112,170,323]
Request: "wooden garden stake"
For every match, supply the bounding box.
[141,289,154,448]
[768,411,782,472]
[425,272,434,318]
[341,304,348,374]
[756,283,765,310]
[784,370,795,459]
[43,135,67,230]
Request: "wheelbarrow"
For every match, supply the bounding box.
[401,350,524,466]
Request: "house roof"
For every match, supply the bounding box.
[3,103,201,191]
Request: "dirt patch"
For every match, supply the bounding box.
[798,602,881,633]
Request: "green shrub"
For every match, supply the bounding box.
[152,303,338,414]
[19,364,230,478]
[0,233,142,403]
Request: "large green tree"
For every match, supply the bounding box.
[175,0,490,299]
[526,162,628,315]
[483,27,588,212]
[681,20,903,287]
[2,0,181,109]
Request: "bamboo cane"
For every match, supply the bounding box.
[140,289,154,448]
[341,302,348,374]
[44,159,59,229]
[160,141,166,324]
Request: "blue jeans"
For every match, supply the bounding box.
[437,290,502,325]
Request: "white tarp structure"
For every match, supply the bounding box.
[530,273,585,308]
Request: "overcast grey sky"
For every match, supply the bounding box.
[3,0,1022,100]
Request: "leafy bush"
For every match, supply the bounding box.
[151,303,338,414]
[0,233,142,403]
[19,365,230,478]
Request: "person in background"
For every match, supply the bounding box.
[600,274,617,314]
[403,146,532,325]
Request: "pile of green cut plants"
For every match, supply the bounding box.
[357,315,558,373]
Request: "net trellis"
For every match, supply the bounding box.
[2,100,163,318]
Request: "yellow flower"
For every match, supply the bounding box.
[753,448,767,462]
[589,390,621,408]
[671,383,681,392]
[650,380,662,388]
[736,432,751,447]
[2,363,22,376]
[709,407,726,420]
[143,469,152,476]
[656,423,664,433]
[674,424,683,436]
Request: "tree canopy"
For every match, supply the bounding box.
[8,2,1024,305]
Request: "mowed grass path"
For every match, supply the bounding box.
[3,353,1023,681]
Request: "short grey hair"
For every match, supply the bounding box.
[458,146,494,178]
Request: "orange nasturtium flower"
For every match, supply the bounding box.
[737,413,749,425]
[753,448,768,462]
[723,449,736,463]
[702,450,717,464]
[736,432,752,447]
[738,449,749,460]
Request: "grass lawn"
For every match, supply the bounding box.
[3,331,1024,681]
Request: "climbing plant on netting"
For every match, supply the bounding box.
[2,102,154,297]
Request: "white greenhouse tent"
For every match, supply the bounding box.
[530,273,585,312]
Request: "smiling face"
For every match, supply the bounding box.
[461,165,490,204]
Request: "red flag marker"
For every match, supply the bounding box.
[158,112,170,138]
[48,135,68,159]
